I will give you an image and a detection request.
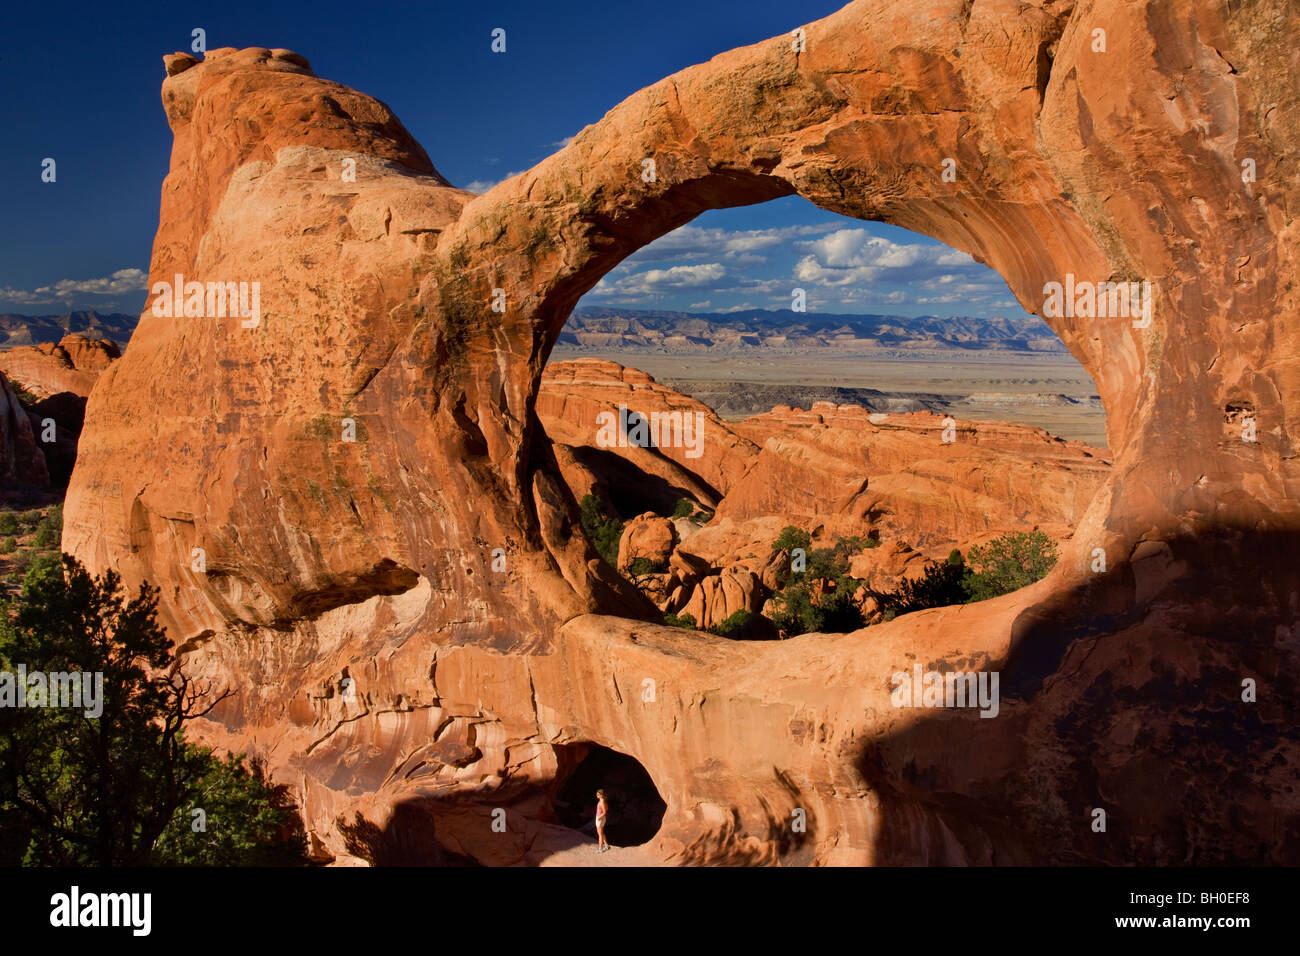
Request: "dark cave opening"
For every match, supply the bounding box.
[550,743,666,847]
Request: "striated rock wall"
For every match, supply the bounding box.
[64,0,1300,865]
[0,334,120,401]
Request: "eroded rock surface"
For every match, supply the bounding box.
[0,334,120,401]
[65,0,1300,865]
[0,372,49,489]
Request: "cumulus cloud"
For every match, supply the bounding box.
[579,221,1026,315]
[602,262,727,297]
[625,223,840,265]
[0,268,148,305]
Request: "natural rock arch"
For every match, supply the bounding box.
[63,0,1300,864]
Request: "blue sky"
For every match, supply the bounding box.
[0,0,1027,318]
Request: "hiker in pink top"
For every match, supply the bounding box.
[595,789,610,853]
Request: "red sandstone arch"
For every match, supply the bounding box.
[63,0,1300,864]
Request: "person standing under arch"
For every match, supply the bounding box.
[595,789,610,853]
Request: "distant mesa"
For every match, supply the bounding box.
[0,311,136,349]
[555,306,1069,354]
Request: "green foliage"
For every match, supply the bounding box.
[705,609,772,640]
[870,560,968,618]
[18,511,40,534]
[816,584,867,633]
[153,753,305,866]
[772,526,811,554]
[0,513,17,536]
[24,553,61,583]
[7,379,38,406]
[0,556,306,866]
[627,557,667,577]
[671,498,696,519]
[769,582,819,636]
[961,530,1058,602]
[947,548,963,566]
[769,579,865,636]
[0,537,14,555]
[33,513,59,550]
[662,611,696,630]
[766,532,875,635]
[579,494,623,567]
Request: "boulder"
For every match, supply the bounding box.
[617,513,675,572]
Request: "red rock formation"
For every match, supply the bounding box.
[721,403,1109,555]
[616,513,675,572]
[0,334,119,400]
[0,371,49,489]
[0,334,120,485]
[539,359,758,506]
[64,0,1300,867]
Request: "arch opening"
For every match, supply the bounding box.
[549,743,667,847]
[536,198,1111,638]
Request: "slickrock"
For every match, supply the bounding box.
[64,0,1300,866]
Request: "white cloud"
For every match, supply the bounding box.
[463,170,524,193]
[603,262,727,296]
[625,223,840,265]
[791,229,1007,298]
[0,267,148,305]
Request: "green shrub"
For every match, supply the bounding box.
[663,611,696,629]
[578,494,623,567]
[0,514,17,536]
[18,511,41,534]
[33,518,58,550]
[961,530,1058,602]
[706,609,770,639]
[7,378,38,406]
[771,526,811,554]
[870,560,967,618]
[947,548,963,565]
[671,498,695,519]
[25,553,61,581]
[627,557,667,576]
[0,537,14,555]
